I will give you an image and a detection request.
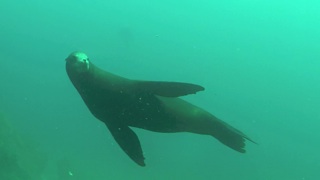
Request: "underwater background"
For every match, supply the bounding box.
[1,0,320,179]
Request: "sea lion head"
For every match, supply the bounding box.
[65,51,90,73]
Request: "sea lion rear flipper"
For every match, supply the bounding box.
[136,81,205,97]
[213,122,257,153]
[106,123,145,166]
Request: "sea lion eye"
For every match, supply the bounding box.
[68,58,77,63]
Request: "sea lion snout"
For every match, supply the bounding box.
[65,51,90,73]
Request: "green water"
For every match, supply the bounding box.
[1,0,319,179]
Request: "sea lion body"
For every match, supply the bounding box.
[66,52,255,166]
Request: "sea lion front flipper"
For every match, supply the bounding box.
[105,123,145,166]
[135,81,205,97]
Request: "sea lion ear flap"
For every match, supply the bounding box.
[136,81,205,97]
[105,123,146,167]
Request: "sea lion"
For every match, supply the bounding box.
[65,51,255,166]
